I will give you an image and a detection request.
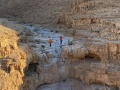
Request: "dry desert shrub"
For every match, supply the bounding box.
[19,36,28,43]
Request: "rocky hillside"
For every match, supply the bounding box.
[59,0,120,40]
[0,0,120,90]
[0,19,26,90]
[0,0,77,24]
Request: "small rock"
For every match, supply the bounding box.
[47,53,54,58]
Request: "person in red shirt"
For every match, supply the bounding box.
[60,36,63,45]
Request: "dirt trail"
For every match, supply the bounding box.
[24,24,73,61]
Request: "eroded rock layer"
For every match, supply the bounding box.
[0,0,120,90]
[0,23,26,90]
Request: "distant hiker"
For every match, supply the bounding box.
[60,36,63,44]
[48,39,53,47]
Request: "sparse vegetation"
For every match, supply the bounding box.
[25,31,33,36]
[71,30,76,36]
[41,45,45,49]
[19,36,28,43]
[34,27,39,32]
[55,30,58,33]
[68,39,74,45]
[41,45,45,53]
[30,44,37,48]
[0,21,6,26]
[50,30,54,32]
[0,0,120,90]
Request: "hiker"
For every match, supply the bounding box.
[60,36,63,44]
[48,39,53,47]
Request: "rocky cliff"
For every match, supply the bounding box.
[0,20,26,90]
[0,0,120,90]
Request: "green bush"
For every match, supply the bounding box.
[68,39,74,45]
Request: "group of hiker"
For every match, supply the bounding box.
[48,36,63,47]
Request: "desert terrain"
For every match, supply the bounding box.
[0,0,120,90]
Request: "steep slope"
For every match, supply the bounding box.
[1,0,120,90]
[0,0,79,24]
[0,21,26,90]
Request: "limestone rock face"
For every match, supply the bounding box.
[1,18,120,90]
[62,44,88,59]
[1,0,120,89]
[20,23,120,90]
[0,24,26,90]
[87,43,120,63]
